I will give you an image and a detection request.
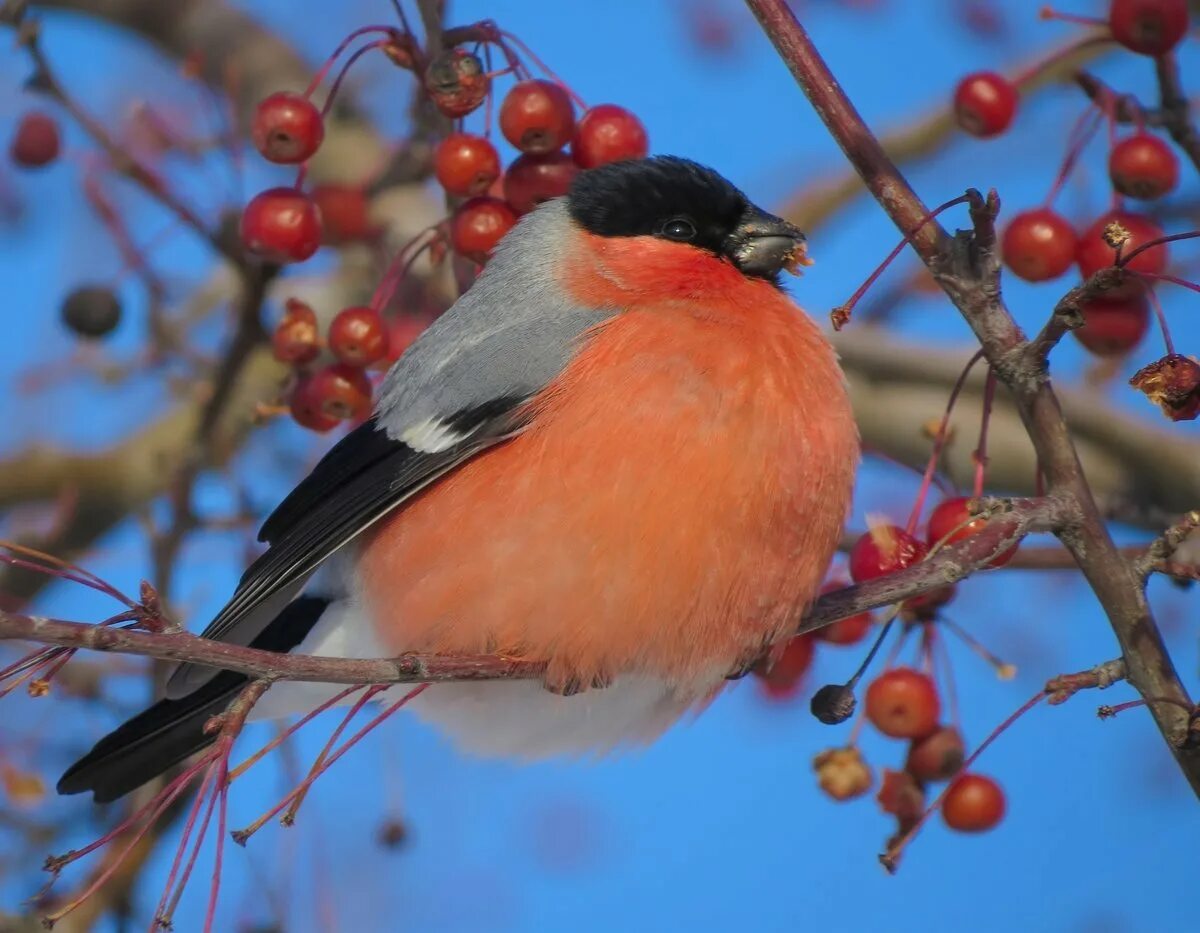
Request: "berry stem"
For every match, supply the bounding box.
[319,39,394,118]
[904,349,986,536]
[1120,230,1200,267]
[369,226,442,313]
[1042,104,1102,207]
[933,623,962,729]
[1012,31,1111,86]
[233,685,429,846]
[227,685,368,782]
[972,368,997,499]
[496,29,588,109]
[282,685,388,826]
[831,194,970,330]
[1138,272,1200,294]
[1146,287,1175,355]
[304,26,400,98]
[939,615,1016,680]
[881,690,1044,873]
[154,763,219,926]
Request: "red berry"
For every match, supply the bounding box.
[499,80,576,154]
[272,297,321,365]
[753,633,815,699]
[927,497,1018,568]
[424,48,490,118]
[434,133,502,197]
[848,525,926,583]
[571,104,649,168]
[311,185,375,244]
[905,726,966,782]
[877,768,926,822]
[503,152,580,214]
[1109,133,1179,200]
[289,376,340,433]
[1001,209,1076,282]
[328,306,388,367]
[941,773,1005,832]
[1076,210,1167,297]
[450,196,517,264]
[307,363,373,422]
[1073,296,1150,356]
[240,188,323,263]
[385,313,434,363]
[815,580,872,646]
[952,72,1017,138]
[10,111,60,168]
[251,92,324,164]
[865,667,940,739]
[1109,0,1188,55]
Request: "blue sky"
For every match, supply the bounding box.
[2,1,1198,930]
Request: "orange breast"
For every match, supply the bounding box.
[356,272,858,694]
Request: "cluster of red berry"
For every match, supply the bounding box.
[807,662,1006,839]
[437,82,647,261]
[245,23,648,430]
[952,0,1193,386]
[272,299,434,432]
[756,495,1013,843]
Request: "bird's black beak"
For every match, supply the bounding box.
[725,206,810,279]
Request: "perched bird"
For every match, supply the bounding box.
[59,157,859,803]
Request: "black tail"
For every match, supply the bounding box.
[58,595,329,803]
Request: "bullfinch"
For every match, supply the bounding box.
[59,156,859,802]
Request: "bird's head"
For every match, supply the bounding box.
[558,156,809,302]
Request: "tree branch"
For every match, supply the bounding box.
[746,0,1200,797]
[0,497,1064,684]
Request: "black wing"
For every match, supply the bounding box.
[165,401,528,698]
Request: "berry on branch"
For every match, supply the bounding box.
[1108,0,1189,56]
[1076,210,1168,296]
[865,668,941,739]
[848,525,927,583]
[927,497,1018,568]
[941,773,1006,832]
[1108,133,1179,201]
[312,185,375,244]
[752,632,815,700]
[289,374,341,433]
[450,196,517,264]
[10,111,61,168]
[503,152,580,214]
[434,133,502,198]
[251,92,325,164]
[952,72,1017,139]
[1073,296,1150,356]
[240,188,323,264]
[571,104,649,168]
[328,306,388,368]
[1001,209,1076,282]
[905,726,966,782]
[272,297,321,365]
[424,48,490,118]
[500,79,576,154]
[307,363,373,422]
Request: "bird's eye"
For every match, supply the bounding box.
[660,217,697,242]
